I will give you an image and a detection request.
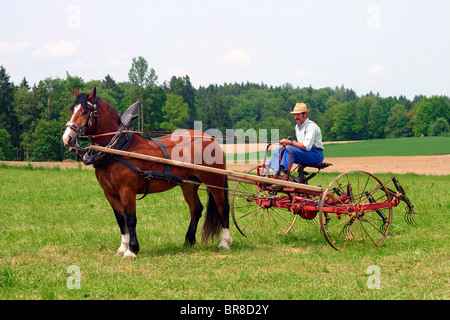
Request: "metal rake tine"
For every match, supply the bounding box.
[411,213,420,227]
[404,213,412,227]
[404,211,413,227]
[404,208,420,227]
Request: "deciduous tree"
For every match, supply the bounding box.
[160,94,189,131]
[128,56,158,131]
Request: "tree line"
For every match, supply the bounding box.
[0,56,449,161]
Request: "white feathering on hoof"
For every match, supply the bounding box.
[218,228,232,250]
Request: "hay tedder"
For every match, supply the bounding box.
[229,143,421,251]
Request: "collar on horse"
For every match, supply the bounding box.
[82,127,134,168]
[76,101,183,200]
[80,101,138,167]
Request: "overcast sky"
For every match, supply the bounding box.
[1,0,449,99]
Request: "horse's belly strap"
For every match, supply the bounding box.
[115,155,183,184]
[114,138,184,200]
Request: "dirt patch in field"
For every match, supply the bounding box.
[1,161,92,170]
[226,155,450,176]
[2,154,449,175]
[220,141,357,154]
[221,142,449,175]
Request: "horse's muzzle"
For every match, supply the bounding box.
[62,126,79,147]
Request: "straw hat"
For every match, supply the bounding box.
[290,103,309,114]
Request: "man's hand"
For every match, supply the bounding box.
[279,138,306,150]
[279,138,291,147]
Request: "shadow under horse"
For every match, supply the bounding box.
[62,88,231,258]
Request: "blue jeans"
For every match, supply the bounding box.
[268,146,324,173]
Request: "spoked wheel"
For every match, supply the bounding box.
[231,166,297,237]
[318,170,393,251]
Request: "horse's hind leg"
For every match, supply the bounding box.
[206,183,232,250]
[181,182,203,246]
[214,189,232,250]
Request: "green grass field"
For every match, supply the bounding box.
[323,136,450,157]
[0,164,448,300]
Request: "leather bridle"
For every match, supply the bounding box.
[65,101,98,137]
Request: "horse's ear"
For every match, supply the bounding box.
[88,87,96,100]
[74,87,80,96]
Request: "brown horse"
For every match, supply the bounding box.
[62,88,231,258]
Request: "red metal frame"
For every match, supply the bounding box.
[253,165,402,220]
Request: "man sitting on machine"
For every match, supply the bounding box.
[268,102,324,179]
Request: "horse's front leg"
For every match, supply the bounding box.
[114,210,129,256]
[123,213,138,258]
[103,191,131,256]
[121,190,139,259]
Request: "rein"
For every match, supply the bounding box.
[83,129,262,144]
[87,129,173,139]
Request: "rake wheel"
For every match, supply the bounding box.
[318,170,393,251]
[230,166,297,237]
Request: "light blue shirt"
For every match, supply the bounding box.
[295,118,324,151]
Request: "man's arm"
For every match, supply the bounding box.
[279,138,306,150]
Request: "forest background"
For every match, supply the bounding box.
[0,56,449,162]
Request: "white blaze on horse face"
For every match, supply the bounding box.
[71,104,82,118]
[62,104,82,146]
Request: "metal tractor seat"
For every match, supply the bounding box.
[297,162,333,184]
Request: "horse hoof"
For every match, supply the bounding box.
[217,229,232,251]
[116,248,128,256]
[218,235,232,250]
[123,249,137,259]
[217,242,231,251]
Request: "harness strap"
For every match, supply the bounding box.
[114,156,183,200]
[114,156,150,200]
[87,129,133,168]
[150,137,172,177]
[79,112,183,200]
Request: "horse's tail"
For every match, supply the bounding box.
[201,177,230,244]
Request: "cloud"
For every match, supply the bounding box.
[366,64,387,75]
[32,41,80,58]
[352,49,383,57]
[0,41,32,53]
[223,48,251,64]
[293,67,324,80]
[106,52,132,67]
[293,68,307,77]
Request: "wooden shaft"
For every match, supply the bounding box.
[88,145,323,193]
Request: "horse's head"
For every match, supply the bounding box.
[62,87,98,147]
